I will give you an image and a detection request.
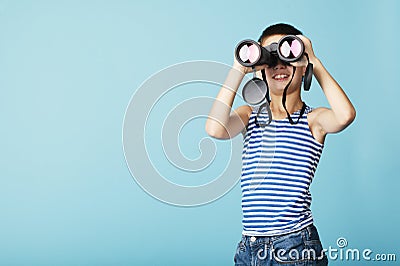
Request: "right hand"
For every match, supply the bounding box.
[233,54,268,74]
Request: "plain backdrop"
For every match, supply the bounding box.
[0,0,399,265]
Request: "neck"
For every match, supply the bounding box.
[270,89,303,115]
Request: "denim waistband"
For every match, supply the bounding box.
[242,224,317,244]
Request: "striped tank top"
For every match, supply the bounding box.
[240,105,324,236]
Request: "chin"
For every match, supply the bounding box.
[270,84,301,95]
[269,87,286,96]
[270,82,290,90]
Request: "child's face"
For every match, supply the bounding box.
[261,34,305,94]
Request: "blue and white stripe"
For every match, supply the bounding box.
[241,105,323,236]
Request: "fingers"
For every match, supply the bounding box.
[290,55,308,67]
[296,34,309,44]
[296,34,316,61]
[253,64,268,72]
[240,64,268,75]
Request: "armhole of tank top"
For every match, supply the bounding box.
[305,107,324,147]
[241,106,256,137]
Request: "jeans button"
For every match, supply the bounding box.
[250,236,256,242]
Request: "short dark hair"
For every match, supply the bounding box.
[258,23,303,43]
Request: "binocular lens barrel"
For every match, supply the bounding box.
[235,35,304,67]
[235,39,276,67]
[278,36,304,61]
[238,42,259,64]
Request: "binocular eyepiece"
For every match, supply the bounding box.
[235,35,305,67]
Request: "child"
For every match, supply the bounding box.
[205,23,355,265]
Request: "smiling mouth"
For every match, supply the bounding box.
[272,74,290,81]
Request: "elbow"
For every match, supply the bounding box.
[205,122,228,139]
[339,106,356,128]
[346,106,356,125]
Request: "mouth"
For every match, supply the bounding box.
[272,73,290,82]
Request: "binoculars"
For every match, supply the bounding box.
[235,35,305,67]
[234,35,313,125]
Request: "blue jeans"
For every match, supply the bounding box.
[234,224,328,266]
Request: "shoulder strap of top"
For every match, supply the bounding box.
[304,105,314,115]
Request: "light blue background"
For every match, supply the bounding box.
[0,0,399,265]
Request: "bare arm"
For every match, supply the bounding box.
[299,36,356,141]
[205,64,252,139]
[205,52,270,140]
[311,58,356,133]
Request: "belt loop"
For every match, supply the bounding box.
[306,225,312,239]
[243,235,250,245]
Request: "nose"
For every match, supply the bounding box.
[273,60,288,70]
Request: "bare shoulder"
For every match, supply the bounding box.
[307,107,329,123]
[235,105,253,115]
[233,105,253,121]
